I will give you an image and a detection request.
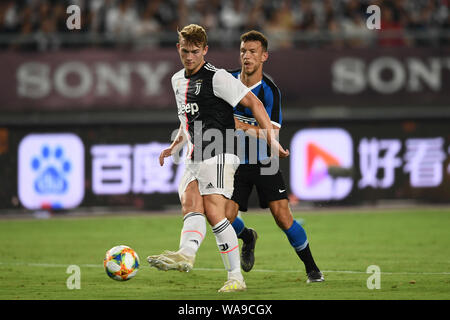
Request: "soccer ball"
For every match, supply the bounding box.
[104,245,140,281]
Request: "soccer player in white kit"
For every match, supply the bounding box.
[147,24,289,292]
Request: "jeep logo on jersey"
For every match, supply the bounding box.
[178,102,199,116]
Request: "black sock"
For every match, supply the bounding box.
[296,244,320,274]
[238,227,254,243]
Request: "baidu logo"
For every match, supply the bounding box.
[32,145,71,195]
[18,133,84,210]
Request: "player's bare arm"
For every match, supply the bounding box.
[159,123,187,166]
[238,91,289,158]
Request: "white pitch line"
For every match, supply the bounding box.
[1,261,449,276]
[0,262,100,268]
[196,267,450,276]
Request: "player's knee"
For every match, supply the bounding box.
[182,204,203,216]
[181,181,204,215]
[270,200,293,230]
[276,214,294,230]
[181,195,203,215]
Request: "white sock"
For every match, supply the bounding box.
[212,218,243,281]
[179,212,206,257]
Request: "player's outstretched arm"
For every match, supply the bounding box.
[238,91,289,158]
[159,123,187,166]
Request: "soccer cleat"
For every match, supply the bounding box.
[306,270,324,283]
[241,228,258,272]
[218,278,247,292]
[147,250,195,272]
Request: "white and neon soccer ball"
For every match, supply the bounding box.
[104,245,140,281]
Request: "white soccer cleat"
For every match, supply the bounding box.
[147,250,195,272]
[218,278,247,293]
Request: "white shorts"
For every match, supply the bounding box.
[178,153,240,200]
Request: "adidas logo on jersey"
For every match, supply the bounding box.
[206,182,214,189]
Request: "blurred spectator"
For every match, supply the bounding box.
[245,0,266,31]
[378,3,408,47]
[219,0,247,47]
[152,0,179,32]
[186,0,220,31]
[1,0,448,51]
[326,15,345,49]
[265,0,295,49]
[440,8,450,46]
[1,1,20,33]
[105,0,139,40]
[88,0,108,35]
[219,0,246,31]
[293,0,320,31]
[322,0,345,48]
[35,14,61,51]
[8,18,36,51]
[135,0,161,37]
[405,0,448,47]
[341,2,374,48]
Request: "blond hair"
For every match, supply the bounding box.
[177,24,208,48]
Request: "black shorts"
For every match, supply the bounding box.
[231,164,288,212]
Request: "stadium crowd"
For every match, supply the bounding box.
[0,0,449,50]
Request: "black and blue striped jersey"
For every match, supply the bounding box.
[230,70,283,164]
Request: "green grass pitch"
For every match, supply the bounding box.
[0,207,449,300]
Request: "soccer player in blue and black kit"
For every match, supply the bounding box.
[227,30,324,283]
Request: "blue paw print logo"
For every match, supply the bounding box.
[31,145,71,194]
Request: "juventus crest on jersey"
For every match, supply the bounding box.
[171,62,250,161]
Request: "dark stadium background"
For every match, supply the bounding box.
[0,0,449,214]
